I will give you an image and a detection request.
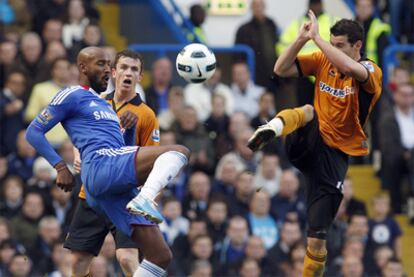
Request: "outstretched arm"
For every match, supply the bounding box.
[274,21,312,77]
[26,110,64,167]
[307,10,368,82]
[26,100,75,191]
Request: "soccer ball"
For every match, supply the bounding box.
[176,43,216,83]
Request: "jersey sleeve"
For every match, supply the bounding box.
[138,107,160,146]
[359,60,382,95]
[26,88,78,166]
[296,51,324,77]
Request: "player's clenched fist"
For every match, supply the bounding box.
[54,160,75,192]
[120,110,138,129]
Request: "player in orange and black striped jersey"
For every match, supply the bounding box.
[64,50,160,277]
[248,11,381,277]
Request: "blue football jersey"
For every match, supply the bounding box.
[27,86,126,166]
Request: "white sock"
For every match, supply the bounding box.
[138,151,188,201]
[133,259,166,277]
[268,117,284,136]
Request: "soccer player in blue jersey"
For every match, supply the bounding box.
[26,47,190,277]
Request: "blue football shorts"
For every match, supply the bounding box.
[81,146,155,236]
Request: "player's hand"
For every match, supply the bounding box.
[120,111,138,129]
[73,147,81,174]
[74,156,81,174]
[54,161,75,192]
[298,21,312,42]
[308,9,320,40]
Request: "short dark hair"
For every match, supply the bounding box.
[162,196,179,206]
[113,49,144,73]
[330,19,364,45]
[207,196,227,210]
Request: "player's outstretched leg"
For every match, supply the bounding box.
[127,145,190,223]
[247,104,314,151]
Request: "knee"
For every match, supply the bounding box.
[117,250,139,274]
[173,145,191,160]
[302,104,314,123]
[71,251,93,274]
[307,237,327,255]
[150,247,172,269]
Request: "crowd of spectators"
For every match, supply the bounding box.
[0,0,413,276]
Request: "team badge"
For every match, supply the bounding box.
[37,108,53,125]
[152,129,160,142]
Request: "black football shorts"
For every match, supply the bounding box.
[285,114,348,239]
[64,199,137,256]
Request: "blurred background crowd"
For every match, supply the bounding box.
[0,0,413,276]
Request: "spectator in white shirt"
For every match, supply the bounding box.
[62,0,90,49]
[184,66,234,121]
[254,153,282,197]
[230,62,264,118]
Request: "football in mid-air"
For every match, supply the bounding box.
[176,43,216,83]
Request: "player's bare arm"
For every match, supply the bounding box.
[274,21,312,77]
[120,110,138,129]
[307,10,368,82]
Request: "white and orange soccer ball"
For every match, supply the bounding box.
[176,43,216,83]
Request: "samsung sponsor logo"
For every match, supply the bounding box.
[93,111,120,122]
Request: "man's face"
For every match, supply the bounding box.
[43,20,62,43]
[356,0,374,21]
[6,73,26,98]
[40,222,61,244]
[245,237,265,260]
[280,223,301,246]
[112,56,142,94]
[84,25,101,46]
[189,173,210,200]
[179,107,198,131]
[9,256,31,277]
[330,35,361,59]
[192,237,212,259]
[383,262,403,277]
[236,172,254,197]
[232,63,250,88]
[45,41,66,63]
[252,0,265,19]
[350,215,369,236]
[152,58,172,84]
[250,191,270,216]
[394,84,414,110]
[22,37,42,64]
[228,219,248,245]
[207,202,227,224]
[52,59,70,84]
[0,42,17,64]
[85,51,111,93]
[23,194,44,220]
[342,256,363,277]
[261,155,278,179]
